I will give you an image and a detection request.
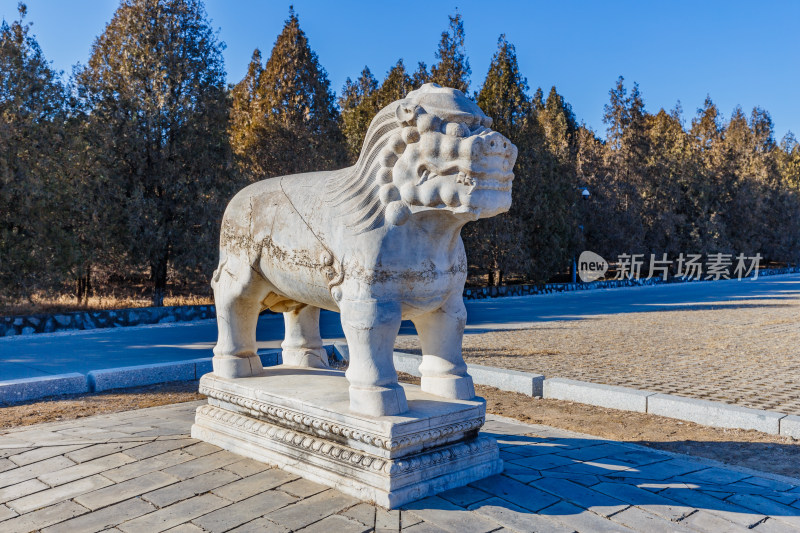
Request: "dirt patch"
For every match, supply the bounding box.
[0,381,205,429]
[2,377,798,479]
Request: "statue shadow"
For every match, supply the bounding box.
[403,431,800,528]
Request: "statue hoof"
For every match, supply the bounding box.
[281,348,330,369]
[212,354,263,378]
[421,375,475,400]
[349,384,409,416]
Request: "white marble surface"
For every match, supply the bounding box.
[193,367,502,508]
[210,84,518,417]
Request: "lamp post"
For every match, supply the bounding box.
[572,187,591,283]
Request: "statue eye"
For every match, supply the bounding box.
[445,122,470,137]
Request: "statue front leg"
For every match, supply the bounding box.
[340,299,408,416]
[413,293,475,400]
[211,253,267,378]
[282,305,329,368]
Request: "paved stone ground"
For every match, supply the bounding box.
[1,401,799,532]
[397,276,800,415]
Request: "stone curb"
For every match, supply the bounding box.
[541,376,793,436]
[392,352,544,396]
[780,415,800,438]
[646,393,786,434]
[1,304,219,337]
[543,378,652,413]
[2,348,796,439]
[0,372,88,404]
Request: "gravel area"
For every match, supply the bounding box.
[396,288,800,415]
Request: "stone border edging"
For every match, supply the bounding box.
[2,347,798,441]
[0,304,216,337]
[390,352,799,439]
[0,348,287,404]
[5,266,798,337]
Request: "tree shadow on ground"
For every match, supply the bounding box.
[404,431,800,530]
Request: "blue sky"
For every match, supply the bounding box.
[3,1,798,141]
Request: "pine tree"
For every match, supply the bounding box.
[601,77,647,254]
[339,66,378,162]
[0,3,70,296]
[231,8,347,180]
[467,35,531,285]
[76,0,232,306]
[430,13,470,93]
[339,60,415,161]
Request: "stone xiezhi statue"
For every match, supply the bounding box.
[211,83,518,417]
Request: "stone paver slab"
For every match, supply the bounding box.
[160,450,242,480]
[143,468,239,508]
[609,506,696,533]
[470,474,560,512]
[8,474,113,514]
[0,455,76,489]
[265,490,359,532]
[192,489,297,533]
[534,477,629,518]
[212,468,298,502]
[228,517,290,533]
[38,452,134,486]
[102,449,195,482]
[117,493,228,532]
[65,441,150,463]
[540,500,634,532]
[339,502,375,527]
[467,496,574,533]
[222,457,271,477]
[590,481,694,521]
[8,444,89,467]
[41,497,156,533]
[0,500,89,533]
[278,478,328,498]
[297,514,371,533]
[658,488,766,528]
[0,478,48,504]
[401,495,500,533]
[74,470,179,510]
[375,508,400,531]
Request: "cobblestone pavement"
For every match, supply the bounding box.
[396,275,800,415]
[1,401,799,532]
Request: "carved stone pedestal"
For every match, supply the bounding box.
[191,366,503,508]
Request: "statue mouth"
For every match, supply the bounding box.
[416,164,513,193]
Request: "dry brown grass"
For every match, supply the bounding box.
[1,293,213,317]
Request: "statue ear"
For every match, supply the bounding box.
[396,104,419,125]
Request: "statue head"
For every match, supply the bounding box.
[327,83,518,232]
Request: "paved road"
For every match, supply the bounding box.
[1,274,797,381]
[0,402,798,532]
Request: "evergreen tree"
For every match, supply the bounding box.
[468,35,531,284]
[374,59,414,108]
[231,8,347,180]
[601,77,647,253]
[0,4,69,296]
[339,66,378,162]
[339,60,414,161]
[76,0,232,306]
[430,13,470,92]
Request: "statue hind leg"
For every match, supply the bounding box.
[281,305,330,368]
[413,292,475,400]
[211,252,269,378]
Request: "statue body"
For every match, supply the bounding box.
[212,84,518,416]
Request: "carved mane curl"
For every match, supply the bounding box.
[325,105,404,233]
